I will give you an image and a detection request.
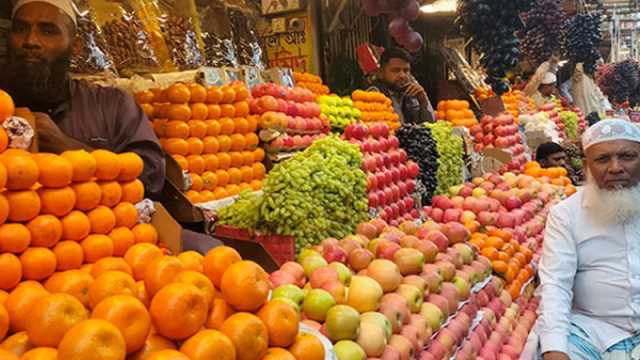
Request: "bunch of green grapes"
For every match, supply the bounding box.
[259,135,368,252]
[560,111,579,140]
[217,190,264,230]
[426,121,465,195]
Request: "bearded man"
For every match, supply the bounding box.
[1,0,165,197]
[536,118,640,360]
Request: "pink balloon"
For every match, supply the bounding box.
[404,31,423,52]
[389,17,411,37]
[400,0,419,21]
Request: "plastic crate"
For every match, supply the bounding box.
[255,233,295,266]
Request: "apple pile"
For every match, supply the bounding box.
[351,90,401,132]
[342,122,420,224]
[268,216,498,360]
[317,94,362,130]
[251,83,330,153]
[470,113,527,172]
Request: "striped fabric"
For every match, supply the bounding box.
[567,322,640,360]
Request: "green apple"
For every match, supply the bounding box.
[360,312,392,341]
[334,340,366,360]
[325,305,360,342]
[298,248,320,263]
[301,255,328,278]
[329,262,352,286]
[302,289,335,322]
[272,284,304,307]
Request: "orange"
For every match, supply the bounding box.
[492,260,509,274]
[173,155,188,170]
[253,148,265,162]
[44,270,93,307]
[135,90,154,104]
[166,121,190,139]
[226,168,242,185]
[128,334,177,360]
[81,234,114,263]
[234,102,250,117]
[150,283,208,341]
[240,166,253,183]
[144,256,185,297]
[91,257,133,277]
[33,153,73,188]
[220,261,270,312]
[230,134,246,151]
[205,298,235,330]
[220,104,236,118]
[168,105,192,121]
[203,136,220,154]
[234,117,249,134]
[52,241,84,271]
[0,349,18,359]
[18,347,57,359]
[202,246,241,288]
[38,186,76,217]
[124,243,164,281]
[288,333,324,360]
[188,120,208,139]
[135,281,150,308]
[230,152,243,168]
[0,130,6,153]
[247,116,258,133]
[190,104,209,121]
[262,348,296,360]
[177,251,204,272]
[188,84,207,103]
[0,90,15,121]
[26,215,62,248]
[146,350,190,360]
[92,149,122,181]
[121,179,145,204]
[200,190,214,202]
[165,138,189,156]
[98,181,122,208]
[71,181,102,211]
[113,202,138,229]
[109,227,136,257]
[244,133,259,149]
[258,299,299,347]
[219,118,235,135]
[117,152,144,182]
[0,153,39,190]
[57,319,126,360]
[61,211,91,241]
[166,83,191,104]
[0,304,6,340]
[486,236,505,249]
[190,173,204,191]
[206,87,223,104]
[207,105,221,120]
[249,180,262,191]
[218,135,232,152]
[221,312,268,360]
[180,329,236,360]
[187,137,204,155]
[252,163,266,179]
[5,281,49,332]
[187,155,206,174]
[88,271,137,309]
[20,248,56,281]
[92,295,151,354]
[0,254,21,291]
[0,332,33,356]
[217,153,231,170]
[172,270,215,306]
[25,293,88,347]
[6,190,40,222]
[201,171,218,190]
[241,151,254,166]
[61,150,96,182]
[221,87,236,104]
[88,206,116,235]
[132,223,158,245]
[212,187,228,200]
[0,223,31,254]
[0,193,7,225]
[205,119,221,136]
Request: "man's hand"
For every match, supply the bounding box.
[404,81,429,104]
[543,351,570,360]
[33,112,92,153]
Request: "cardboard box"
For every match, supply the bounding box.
[152,202,183,255]
[470,148,512,177]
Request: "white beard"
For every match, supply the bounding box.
[583,173,640,224]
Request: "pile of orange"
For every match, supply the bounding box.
[435,100,478,128]
[351,90,400,131]
[468,228,535,300]
[523,161,576,196]
[136,82,266,204]
[474,86,494,101]
[0,241,324,360]
[293,72,329,97]
[0,90,15,123]
[502,90,534,119]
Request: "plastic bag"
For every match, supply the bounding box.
[89,0,163,75]
[195,0,238,67]
[70,0,117,75]
[228,5,265,69]
[135,0,205,70]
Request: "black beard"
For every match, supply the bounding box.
[4,48,72,112]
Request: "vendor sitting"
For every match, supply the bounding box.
[536,142,583,185]
[368,47,435,124]
[1,0,165,197]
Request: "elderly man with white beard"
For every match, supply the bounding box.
[536,118,640,360]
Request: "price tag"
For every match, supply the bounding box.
[242,66,262,89]
[368,207,379,219]
[198,67,228,87]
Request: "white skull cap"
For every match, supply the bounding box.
[541,72,557,85]
[12,0,77,26]
[582,118,640,150]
